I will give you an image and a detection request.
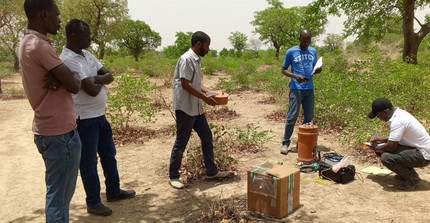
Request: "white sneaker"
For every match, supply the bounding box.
[280,144,289,155]
[206,171,230,179]
[169,179,184,189]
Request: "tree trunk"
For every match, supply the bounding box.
[98,44,105,60]
[0,78,2,94]
[134,49,139,61]
[402,0,418,64]
[13,51,19,72]
[273,41,280,58]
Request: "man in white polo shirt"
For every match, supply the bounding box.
[368,98,430,190]
[60,19,135,216]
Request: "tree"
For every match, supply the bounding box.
[174,31,193,55]
[121,19,161,61]
[161,31,192,59]
[312,0,430,64]
[248,36,263,58]
[0,0,25,73]
[62,0,129,59]
[323,33,344,51]
[228,31,248,52]
[251,0,327,58]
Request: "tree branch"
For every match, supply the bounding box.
[414,17,423,27]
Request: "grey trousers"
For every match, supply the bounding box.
[380,144,430,180]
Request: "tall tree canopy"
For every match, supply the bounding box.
[161,31,192,59]
[62,0,129,59]
[312,0,430,64]
[251,0,327,58]
[228,31,248,52]
[121,19,161,61]
[174,31,193,55]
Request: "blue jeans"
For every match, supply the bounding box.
[282,89,315,146]
[169,110,218,179]
[77,115,120,208]
[34,128,81,223]
[380,145,430,180]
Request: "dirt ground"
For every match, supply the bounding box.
[1,73,430,223]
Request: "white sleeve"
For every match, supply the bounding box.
[62,59,88,80]
[86,51,103,71]
[389,121,405,142]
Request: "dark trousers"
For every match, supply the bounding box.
[169,110,218,179]
[77,115,120,208]
[379,144,430,180]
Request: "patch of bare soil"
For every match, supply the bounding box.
[206,107,240,121]
[258,96,276,105]
[265,109,286,122]
[1,73,430,223]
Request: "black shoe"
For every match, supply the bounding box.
[107,189,136,202]
[87,204,112,216]
[394,175,406,181]
[397,178,421,191]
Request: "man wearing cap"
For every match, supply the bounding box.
[368,98,430,190]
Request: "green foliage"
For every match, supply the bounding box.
[161,45,180,59]
[323,33,345,51]
[61,0,129,59]
[249,66,289,103]
[102,53,176,79]
[315,45,430,147]
[106,72,157,129]
[234,124,273,145]
[121,19,161,61]
[313,0,430,64]
[161,31,193,59]
[228,31,248,52]
[208,50,218,58]
[251,1,327,57]
[219,48,230,57]
[174,31,193,55]
[0,0,25,72]
[216,59,259,92]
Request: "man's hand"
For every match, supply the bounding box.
[203,95,218,106]
[314,67,323,74]
[294,74,308,83]
[44,71,61,90]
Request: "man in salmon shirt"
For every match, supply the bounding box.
[18,0,82,222]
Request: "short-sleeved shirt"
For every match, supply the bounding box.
[172,49,203,116]
[59,47,106,119]
[388,108,430,160]
[18,29,76,136]
[282,45,318,90]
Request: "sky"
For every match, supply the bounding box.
[127,0,428,51]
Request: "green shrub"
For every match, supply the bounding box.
[249,66,289,103]
[314,45,430,147]
[106,72,158,129]
[234,124,273,145]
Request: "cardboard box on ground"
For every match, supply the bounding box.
[247,163,300,218]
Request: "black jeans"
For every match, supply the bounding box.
[169,110,218,179]
[379,144,430,180]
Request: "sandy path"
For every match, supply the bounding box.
[1,74,430,222]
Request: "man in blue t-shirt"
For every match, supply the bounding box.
[280,29,322,154]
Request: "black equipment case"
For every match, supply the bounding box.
[318,163,355,184]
